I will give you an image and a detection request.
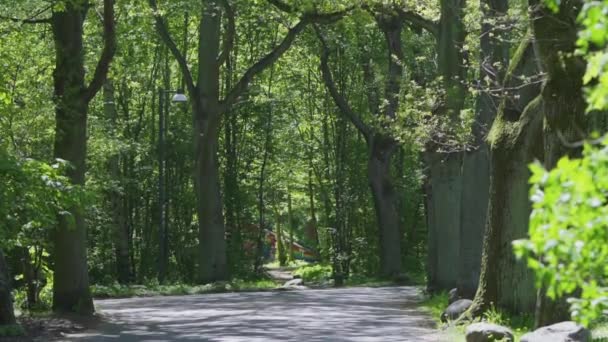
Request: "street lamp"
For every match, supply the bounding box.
[171,93,188,103]
[158,88,187,284]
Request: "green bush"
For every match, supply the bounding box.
[515,0,608,328]
[514,140,608,326]
[292,264,332,283]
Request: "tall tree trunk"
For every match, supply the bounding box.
[457,0,509,297]
[224,51,242,275]
[473,0,584,319]
[424,169,438,291]
[287,191,295,262]
[529,0,585,326]
[332,115,348,284]
[51,22,94,314]
[307,167,319,251]
[0,248,16,326]
[50,0,114,314]
[469,35,542,316]
[426,0,468,291]
[276,209,287,266]
[104,81,131,284]
[306,70,320,253]
[368,137,401,277]
[195,0,227,283]
[195,116,227,283]
[253,58,276,273]
[254,106,272,273]
[427,152,463,290]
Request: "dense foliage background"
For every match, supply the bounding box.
[1,0,607,335]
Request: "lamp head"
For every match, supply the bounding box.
[171,92,187,103]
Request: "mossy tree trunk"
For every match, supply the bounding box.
[470,0,585,314]
[471,0,585,321]
[458,0,510,297]
[468,35,543,316]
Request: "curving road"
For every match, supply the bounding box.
[63,286,444,341]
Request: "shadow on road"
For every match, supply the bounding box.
[63,287,442,341]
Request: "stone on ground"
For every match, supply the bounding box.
[441,299,473,322]
[520,321,590,342]
[466,322,514,342]
[279,278,307,291]
[284,278,303,287]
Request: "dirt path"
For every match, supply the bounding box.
[265,266,296,283]
[60,286,444,341]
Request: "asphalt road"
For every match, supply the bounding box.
[62,286,444,341]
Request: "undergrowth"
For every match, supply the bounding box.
[91,279,277,299]
[291,263,420,287]
[419,292,534,340]
[292,264,332,283]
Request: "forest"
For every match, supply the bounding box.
[1,0,608,340]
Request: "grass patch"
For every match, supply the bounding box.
[420,291,449,323]
[91,279,278,299]
[592,321,608,341]
[291,263,420,287]
[419,292,466,339]
[482,306,534,340]
[419,292,534,340]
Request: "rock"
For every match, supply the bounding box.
[520,321,590,342]
[448,288,460,304]
[466,323,514,342]
[292,274,302,279]
[284,278,303,287]
[441,299,473,322]
[210,281,230,292]
[278,278,308,291]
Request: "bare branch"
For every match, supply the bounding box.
[395,8,438,38]
[267,0,294,13]
[316,26,370,141]
[217,0,235,66]
[84,0,117,103]
[148,0,196,97]
[0,5,52,24]
[221,7,352,110]
[0,15,51,24]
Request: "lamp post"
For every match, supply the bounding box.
[158,88,187,284]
